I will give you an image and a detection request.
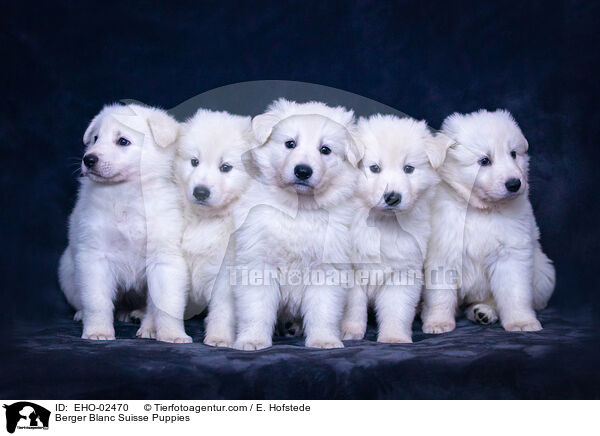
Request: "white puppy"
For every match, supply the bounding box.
[342,115,442,343]
[58,103,191,343]
[174,109,253,348]
[233,99,361,350]
[422,109,555,333]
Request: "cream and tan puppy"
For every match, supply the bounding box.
[233,99,361,350]
[59,104,191,342]
[174,109,254,347]
[341,115,442,342]
[422,109,555,333]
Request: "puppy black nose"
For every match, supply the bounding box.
[505,178,521,193]
[384,191,402,206]
[294,164,313,180]
[83,154,98,168]
[193,185,211,202]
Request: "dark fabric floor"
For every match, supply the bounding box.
[4,308,599,399]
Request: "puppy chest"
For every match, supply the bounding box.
[182,223,230,266]
[101,200,147,238]
[267,212,332,263]
[355,219,422,266]
[462,213,530,260]
[100,216,146,254]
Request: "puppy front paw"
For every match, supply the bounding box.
[503,318,542,332]
[377,333,412,344]
[305,337,344,349]
[204,335,234,348]
[204,322,235,347]
[156,331,193,343]
[422,319,456,334]
[204,338,234,348]
[341,322,366,340]
[73,310,83,322]
[136,326,156,339]
[156,328,192,344]
[234,337,272,351]
[82,327,115,341]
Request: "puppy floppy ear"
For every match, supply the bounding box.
[346,129,365,168]
[147,110,179,147]
[83,112,102,145]
[425,132,455,169]
[252,113,281,144]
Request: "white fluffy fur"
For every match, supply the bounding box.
[232,99,361,350]
[174,109,254,348]
[422,109,555,333]
[341,115,442,342]
[58,104,191,343]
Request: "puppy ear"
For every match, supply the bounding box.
[82,112,102,145]
[147,110,179,147]
[425,132,455,169]
[346,129,365,168]
[252,113,281,144]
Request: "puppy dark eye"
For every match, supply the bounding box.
[191,158,199,167]
[93,136,98,143]
[478,157,491,166]
[285,140,296,149]
[117,137,131,146]
[510,151,517,159]
[369,164,381,173]
[320,145,331,155]
[220,163,233,173]
[404,165,415,174]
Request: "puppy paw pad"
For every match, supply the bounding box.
[284,321,302,337]
[472,305,498,325]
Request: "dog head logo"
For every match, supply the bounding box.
[3,402,50,433]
